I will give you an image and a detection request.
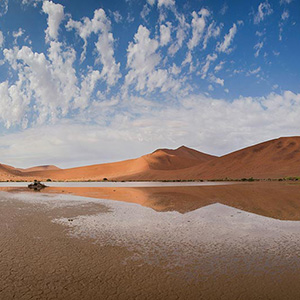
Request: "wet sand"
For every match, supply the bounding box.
[43,181,300,220]
[2,182,300,299]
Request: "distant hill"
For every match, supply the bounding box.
[0,137,299,181]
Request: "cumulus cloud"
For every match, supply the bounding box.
[141,4,151,21]
[188,8,210,50]
[0,80,30,128]
[170,63,181,75]
[203,21,221,50]
[254,1,273,24]
[201,53,217,79]
[42,0,64,42]
[214,61,225,73]
[0,31,4,48]
[12,28,25,44]
[146,0,155,5]
[74,69,101,109]
[66,8,120,85]
[182,51,193,66]
[125,25,180,93]
[0,0,8,17]
[168,13,189,56]
[209,74,224,86]
[157,0,175,9]
[160,22,172,46]
[217,23,237,53]
[21,0,41,7]
[2,41,102,127]
[3,43,77,124]
[281,10,289,20]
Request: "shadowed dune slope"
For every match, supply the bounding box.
[141,146,217,170]
[21,165,61,172]
[0,164,33,180]
[177,136,300,180]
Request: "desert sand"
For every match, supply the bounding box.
[2,184,300,299]
[0,136,300,181]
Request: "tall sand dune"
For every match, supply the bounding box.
[0,137,299,181]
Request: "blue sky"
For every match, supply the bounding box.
[0,0,299,167]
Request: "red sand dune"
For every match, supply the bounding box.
[179,136,300,180]
[0,137,300,181]
[20,165,61,172]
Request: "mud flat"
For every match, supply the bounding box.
[2,182,300,299]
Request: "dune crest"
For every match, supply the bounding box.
[0,137,300,181]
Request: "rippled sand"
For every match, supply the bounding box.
[2,183,300,299]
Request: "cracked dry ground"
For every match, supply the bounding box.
[2,195,300,300]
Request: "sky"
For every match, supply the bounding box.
[0,0,300,168]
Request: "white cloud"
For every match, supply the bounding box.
[214,61,225,73]
[0,31,4,48]
[281,10,289,20]
[13,28,25,40]
[254,42,264,57]
[42,0,65,43]
[217,23,237,53]
[21,0,41,7]
[160,22,172,46]
[147,0,156,5]
[220,3,228,15]
[254,1,273,24]
[66,8,120,85]
[0,80,30,128]
[125,25,160,91]
[247,67,261,76]
[157,0,175,9]
[279,10,289,41]
[280,0,292,4]
[170,63,181,75]
[209,74,224,86]
[203,21,221,50]
[0,0,8,17]
[168,13,189,55]
[188,8,210,50]
[113,11,122,23]
[201,53,218,79]
[2,41,102,127]
[182,51,192,69]
[125,25,180,93]
[141,4,151,21]
[74,69,101,109]
[2,91,300,167]
[255,29,266,37]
